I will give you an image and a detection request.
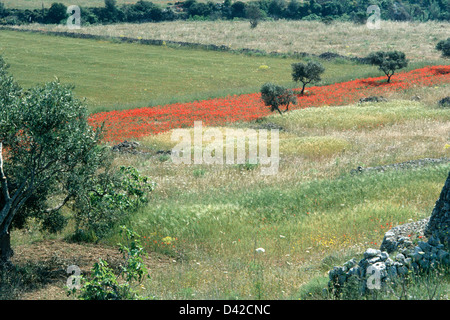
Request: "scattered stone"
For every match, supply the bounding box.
[111,140,140,154]
[438,96,450,108]
[410,95,421,101]
[319,52,344,60]
[379,218,429,253]
[358,96,388,103]
[350,158,450,175]
[156,150,171,155]
[364,248,381,259]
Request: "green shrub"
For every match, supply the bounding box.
[438,97,450,108]
[260,82,297,115]
[71,166,155,242]
[69,226,150,300]
[436,38,450,57]
[46,2,67,24]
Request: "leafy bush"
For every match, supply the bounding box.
[45,2,67,24]
[0,54,154,266]
[71,166,155,242]
[436,38,450,58]
[0,55,106,264]
[438,96,450,108]
[69,226,150,300]
[260,82,297,115]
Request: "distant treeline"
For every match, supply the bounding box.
[0,0,448,25]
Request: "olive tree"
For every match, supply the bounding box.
[261,82,297,115]
[291,61,325,95]
[0,56,152,266]
[367,51,408,83]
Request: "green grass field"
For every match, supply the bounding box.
[1,22,450,300]
[0,29,406,114]
[100,97,449,299]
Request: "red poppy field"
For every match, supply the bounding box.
[89,65,450,143]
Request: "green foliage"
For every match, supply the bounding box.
[71,165,155,242]
[231,1,247,18]
[0,56,21,108]
[70,226,150,300]
[260,82,297,115]
[245,3,265,28]
[1,0,450,24]
[46,2,67,24]
[0,64,103,237]
[436,38,450,57]
[291,61,325,94]
[367,51,409,83]
[438,96,450,108]
[0,55,154,266]
[117,226,149,283]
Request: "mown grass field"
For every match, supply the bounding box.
[1,21,450,300]
[0,29,408,114]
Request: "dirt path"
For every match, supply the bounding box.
[8,239,170,300]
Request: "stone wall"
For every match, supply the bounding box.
[425,170,450,247]
[328,170,450,297]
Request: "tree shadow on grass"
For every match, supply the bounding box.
[430,67,450,75]
[0,257,67,300]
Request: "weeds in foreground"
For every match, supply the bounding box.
[68,226,150,300]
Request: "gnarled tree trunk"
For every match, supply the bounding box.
[0,231,13,267]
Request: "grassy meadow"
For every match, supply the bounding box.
[109,95,450,299]
[1,18,450,300]
[15,20,450,62]
[0,29,404,114]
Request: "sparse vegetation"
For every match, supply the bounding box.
[436,38,450,58]
[69,226,150,300]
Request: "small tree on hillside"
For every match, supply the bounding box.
[367,51,408,83]
[245,3,265,28]
[436,38,450,58]
[291,61,325,95]
[261,82,297,115]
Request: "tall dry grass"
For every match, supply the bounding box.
[14,20,450,61]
